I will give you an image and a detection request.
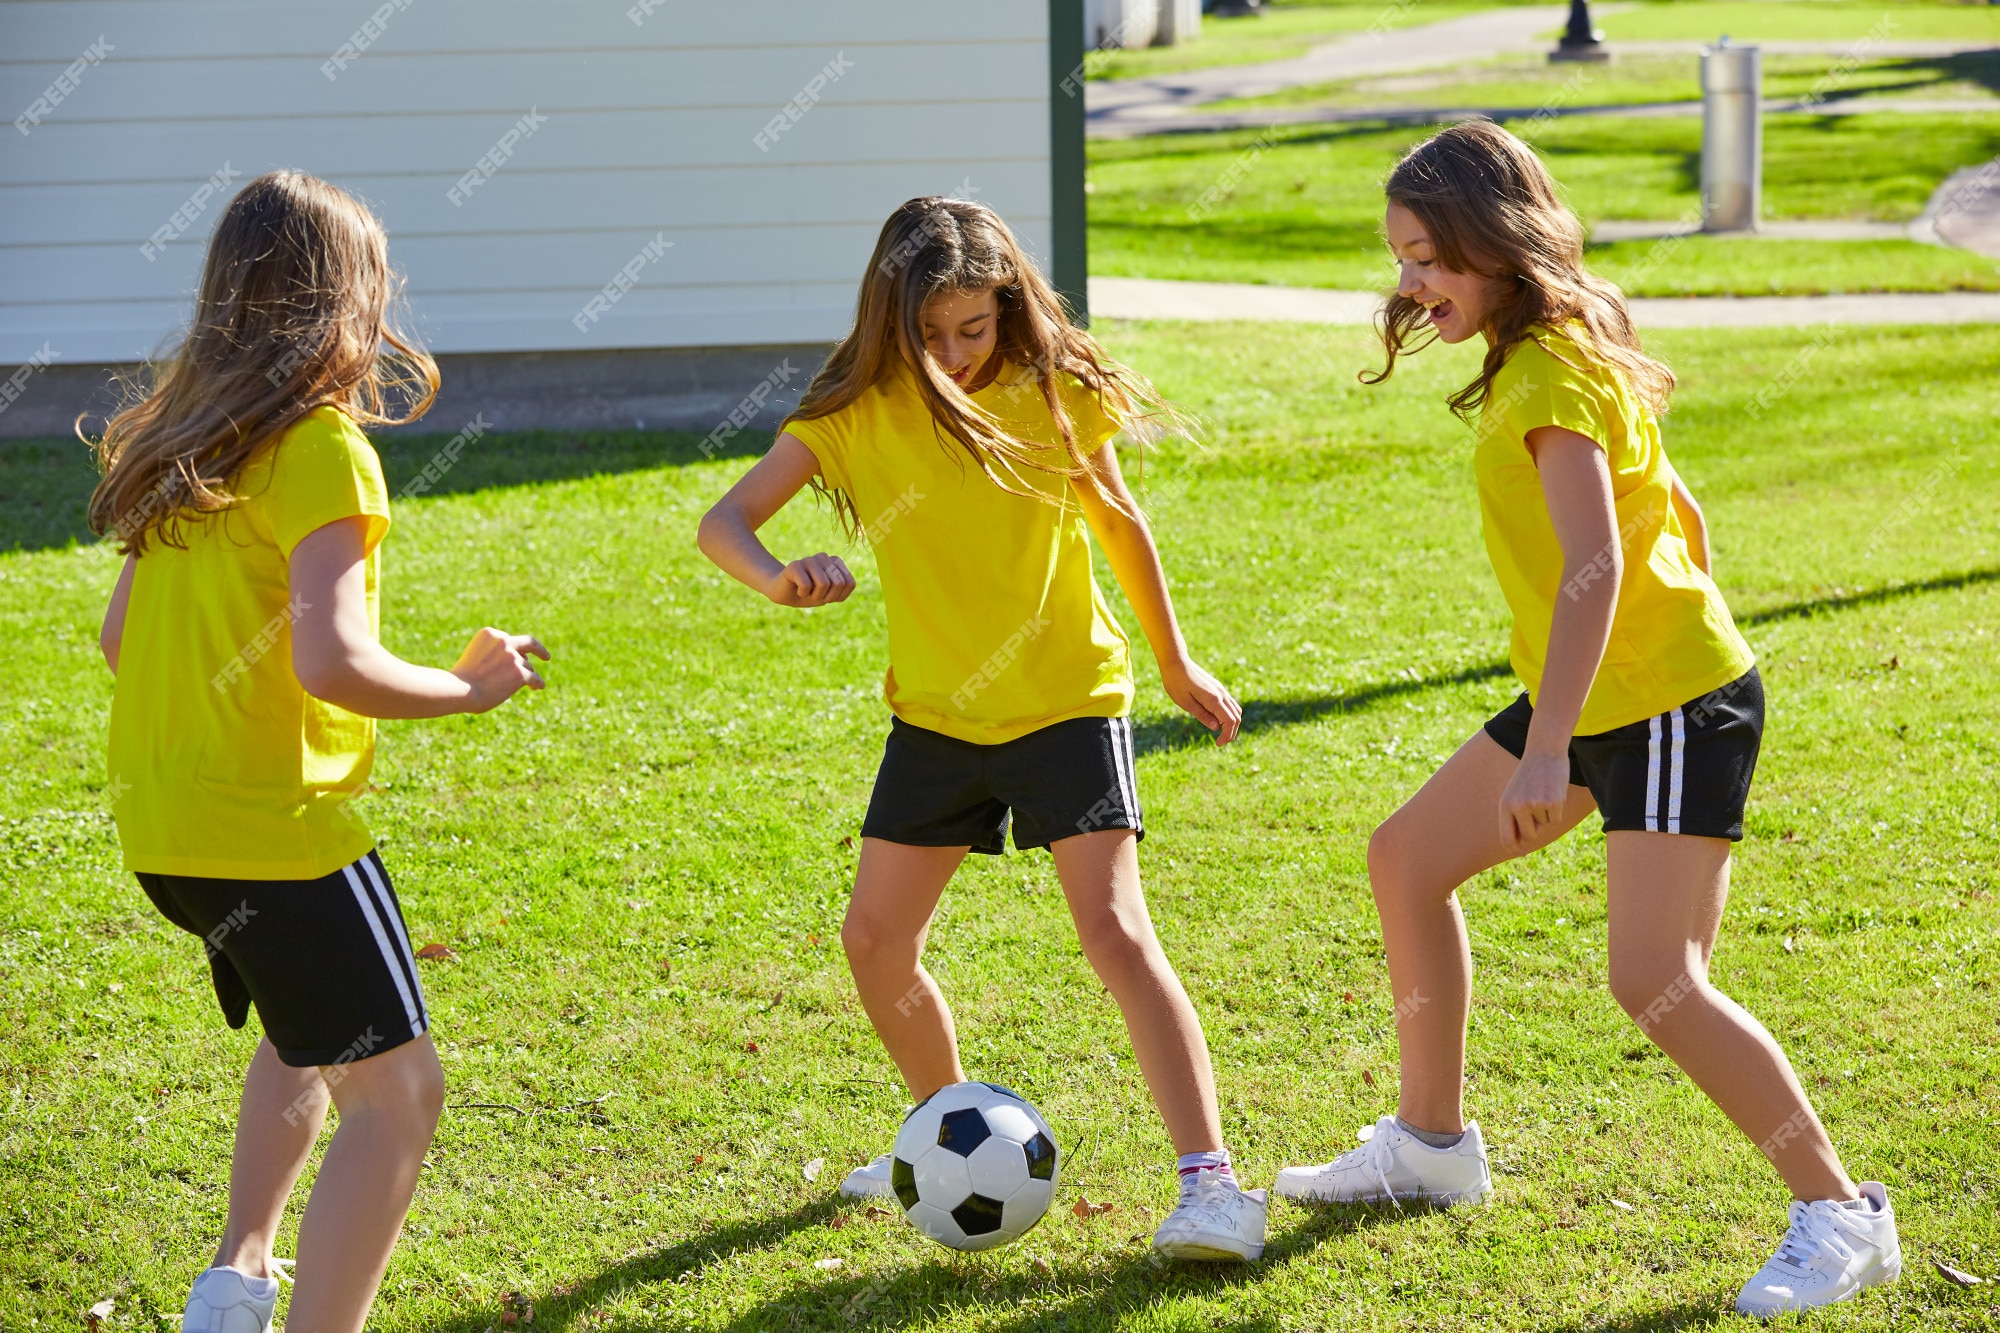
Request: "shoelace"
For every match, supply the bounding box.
[1175,1170,1242,1226]
[1769,1201,1868,1275]
[1325,1121,1404,1210]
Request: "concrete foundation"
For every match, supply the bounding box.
[0,343,836,442]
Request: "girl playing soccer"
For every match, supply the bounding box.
[92,171,548,1333]
[1272,123,1900,1317]
[698,196,1266,1260]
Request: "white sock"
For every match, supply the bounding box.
[211,1266,280,1296]
[1176,1150,1234,1181]
[1395,1116,1466,1150]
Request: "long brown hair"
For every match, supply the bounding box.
[87,170,437,553]
[1365,120,1675,421]
[786,196,1181,539]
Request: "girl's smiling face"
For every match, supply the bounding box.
[919,286,1000,387]
[1385,202,1503,345]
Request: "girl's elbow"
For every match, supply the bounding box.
[695,505,744,562]
[293,649,358,706]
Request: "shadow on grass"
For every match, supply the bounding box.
[1539,1295,1739,1332]
[1135,565,2000,755]
[0,425,770,555]
[430,1196,1404,1331]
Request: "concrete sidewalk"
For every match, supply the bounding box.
[1114,95,2000,140]
[1088,276,2000,327]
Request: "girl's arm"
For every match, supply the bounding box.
[1669,470,1712,576]
[100,554,136,674]
[1072,443,1241,745]
[696,432,855,606]
[290,516,547,719]
[1500,425,1621,850]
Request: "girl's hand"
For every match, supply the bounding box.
[1498,749,1571,852]
[765,554,855,607]
[1163,657,1241,745]
[451,627,549,712]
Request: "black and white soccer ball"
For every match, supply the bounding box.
[890,1081,1059,1251]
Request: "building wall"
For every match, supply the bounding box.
[1,1,1055,371]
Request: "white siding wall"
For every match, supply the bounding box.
[0,1,1052,365]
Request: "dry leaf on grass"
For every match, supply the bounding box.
[85,1299,114,1330]
[1610,1198,1634,1212]
[828,1213,848,1230]
[744,1040,761,1054]
[1362,1070,1375,1087]
[1072,1196,1115,1219]
[1935,1259,1983,1287]
[414,942,456,961]
[802,1156,825,1182]
[815,1257,843,1271]
[1783,937,1796,954]
[865,1205,891,1218]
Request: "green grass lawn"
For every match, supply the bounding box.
[3,321,1997,1330]
[1088,114,2000,295]
[1208,51,2000,113]
[1597,0,2000,44]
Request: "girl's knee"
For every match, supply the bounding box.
[1368,820,1424,909]
[1609,959,1705,1030]
[1074,910,1156,980]
[840,911,897,964]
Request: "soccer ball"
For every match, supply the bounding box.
[890,1081,1059,1251]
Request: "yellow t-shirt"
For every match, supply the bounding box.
[1477,327,1755,736]
[108,406,390,879]
[783,362,1134,745]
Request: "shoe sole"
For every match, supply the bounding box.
[838,1185,894,1200]
[1273,1183,1492,1208]
[1152,1237,1263,1262]
[1735,1253,1902,1318]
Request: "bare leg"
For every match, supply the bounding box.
[282,1035,445,1333]
[1050,829,1222,1156]
[841,839,970,1104]
[1369,731,1597,1133]
[212,1039,328,1279]
[1605,832,1859,1202]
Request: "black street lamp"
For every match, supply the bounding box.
[1550,0,1610,63]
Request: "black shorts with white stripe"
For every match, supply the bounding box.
[860,715,1144,855]
[1483,667,1764,841]
[136,848,431,1067]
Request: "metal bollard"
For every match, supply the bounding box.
[1700,38,1761,232]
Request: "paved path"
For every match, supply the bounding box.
[1088,276,2000,327]
[1116,93,1998,138]
[1085,1,2000,139]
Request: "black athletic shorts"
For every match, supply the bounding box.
[136,848,431,1067]
[1483,667,1763,841]
[861,715,1143,855]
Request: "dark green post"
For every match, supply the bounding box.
[1048,0,1089,324]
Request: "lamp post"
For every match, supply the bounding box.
[1550,0,1610,63]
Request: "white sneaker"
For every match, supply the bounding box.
[839,1152,896,1200]
[1735,1182,1901,1317]
[181,1265,280,1333]
[1273,1114,1492,1208]
[1151,1168,1268,1262]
